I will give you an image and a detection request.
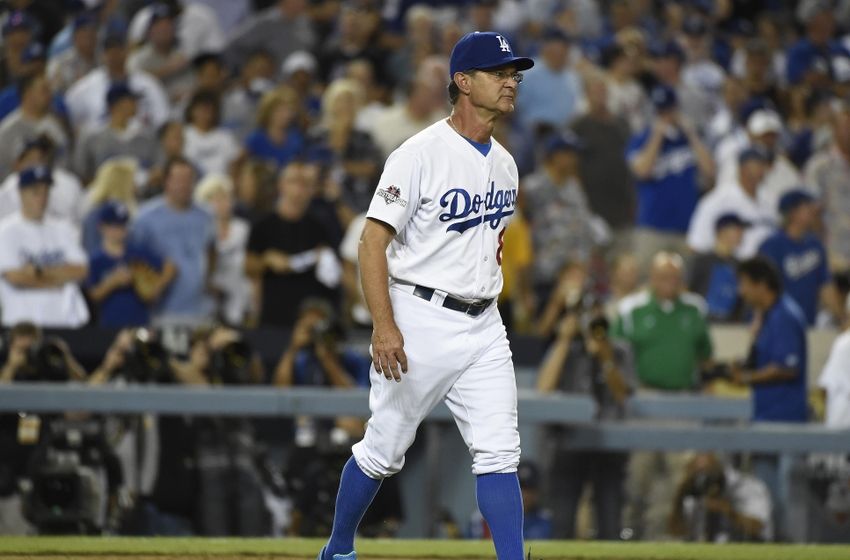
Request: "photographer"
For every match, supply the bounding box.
[537,310,634,540]
[669,453,772,542]
[1,322,87,384]
[170,325,264,387]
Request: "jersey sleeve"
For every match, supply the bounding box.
[0,228,18,273]
[366,149,421,234]
[765,316,804,376]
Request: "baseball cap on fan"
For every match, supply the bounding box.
[449,31,534,78]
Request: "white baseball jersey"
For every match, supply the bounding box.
[366,119,518,301]
[0,213,90,328]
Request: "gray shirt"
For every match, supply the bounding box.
[73,123,157,182]
[225,8,316,69]
[0,110,69,177]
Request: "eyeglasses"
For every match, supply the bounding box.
[478,69,524,84]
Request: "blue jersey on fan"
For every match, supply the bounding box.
[626,127,700,233]
[758,231,829,325]
[752,295,808,422]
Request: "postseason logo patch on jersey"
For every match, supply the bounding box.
[376,185,407,207]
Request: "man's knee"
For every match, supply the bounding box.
[352,440,405,479]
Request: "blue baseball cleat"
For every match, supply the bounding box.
[317,546,357,560]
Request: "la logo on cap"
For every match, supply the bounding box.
[497,35,511,53]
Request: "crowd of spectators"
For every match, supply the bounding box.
[1,0,850,544]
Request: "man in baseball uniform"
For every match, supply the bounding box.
[317,32,533,560]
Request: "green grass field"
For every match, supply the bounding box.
[1,537,849,560]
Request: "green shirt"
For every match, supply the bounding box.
[611,291,712,390]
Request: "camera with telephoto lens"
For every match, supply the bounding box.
[122,329,173,383]
[14,337,70,382]
[209,338,254,385]
[21,417,113,534]
[684,470,727,499]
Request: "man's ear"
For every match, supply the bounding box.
[455,72,472,96]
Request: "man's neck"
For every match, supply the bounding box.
[277,202,303,221]
[19,102,43,121]
[714,243,735,258]
[785,222,807,240]
[166,197,190,212]
[739,180,758,199]
[545,164,572,185]
[110,115,130,131]
[21,210,43,223]
[449,105,497,144]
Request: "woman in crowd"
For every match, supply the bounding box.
[244,85,306,170]
[183,90,240,175]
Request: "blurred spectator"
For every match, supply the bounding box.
[604,253,641,320]
[688,213,747,322]
[191,52,228,97]
[316,2,386,85]
[347,58,391,135]
[0,322,87,384]
[804,99,850,272]
[786,89,834,170]
[0,42,53,122]
[221,50,276,141]
[537,313,632,539]
[65,26,170,131]
[281,50,321,123]
[613,252,711,391]
[706,76,748,151]
[0,72,68,177]
[386,5,437,87]
[194,173,252,326]
[627,84,714,272]
[183,91,240,175]
[227,0,316,70]
[145,120,186,197]
[244,86,305,170]
[650,40,715,136]
[570,74,634,249]
[232,158,277,223]
[309,78,382,216]
[246,161,338,329]
[786,0,845,88]
[758,190,831,325]
[522,132,601,306]
[73,83,157,184]
[371,79,445,159]
[716,109,802,217]
[600,43,650,134]
[339,213,370,326]
[0,136,85,227]
[469,461,553,541]
[669,453,772,542]
[687,147,775,259]
[128,0,225,61]
[495,215,535,334]
[127,4,194,104]
[679,16,725,125]
[0,11,34,90]
[818,293,850,428]
[0,166,89,328]
[82,158,139,255]
[732,256,809,541]
[130,157,216,325]
[85,202,175,328]
[46,13,97,94]
[516,29,583,139]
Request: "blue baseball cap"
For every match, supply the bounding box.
[3,11,33,37]
[544,130,583,156]
[738,145,771,165]
[18,165,53,189]
[449,31,534,78]
[779,189,816,214]
[148,3,174,29]
[651,40,685,61]
[650,84,678,110]
[72,13,97,32]
[106,82,138,107]
[715,212,750,231]
[98,201,131,225]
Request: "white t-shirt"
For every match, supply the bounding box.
[0,168,86,226]
[128,2,225,59]
[718,152,803,218]
[366,119,518,301]
[0,213,89,327]
[687,179,778,259]
[65,68,171,132]
[184,125,241,175]
[818,330,850,428]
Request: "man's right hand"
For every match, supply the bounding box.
[371,321,408,382]
[263,250,290,273]
[109,266,134,288]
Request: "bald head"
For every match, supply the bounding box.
[650,251,684,301]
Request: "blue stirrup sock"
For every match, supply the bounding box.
[476,472,525,560]
[325,456,382,558]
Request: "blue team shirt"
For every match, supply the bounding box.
[752,295,808,422]
[704,261,739,320]
[244,126,305,169]
[86,245,163,328]
[786,38,849,84]
[627,127,700,233]
[758,231,829,325]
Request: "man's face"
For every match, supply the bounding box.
[790,201,818,230]
[28,75,52,112]
[20,183,50,219]
[740,159,768,187]
[165,163,196,207]
[467,63,520,115]
[736,275,759,307]
[148,18,175,50]
[650,262,682,301]
[103,44,128,71]
[279,164,312,215]
[716,224,744,250]
[10,333,36,354]
[74,26,97,55]
[541,39,569,70]
[100,222,128,245]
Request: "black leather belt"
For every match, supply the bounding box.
[412,285,494,317]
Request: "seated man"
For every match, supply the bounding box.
[0,165,88,327]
